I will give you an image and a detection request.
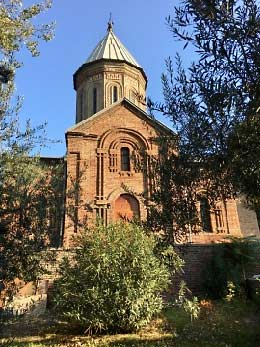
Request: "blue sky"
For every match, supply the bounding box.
[15,0,190,157]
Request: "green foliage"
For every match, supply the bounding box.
[0,158,64,299]
[203,237,260,299]
[53,222,171,334]
[148,0,260,237]
[203,247,227,298]
[145,140,202,242]
[153,235,185,274]
[0,0,54,61]
[225,281,236,302]
[174,280,200,322]
[224,236,260,280]
[164,0,260,203]
[0,0,56,300]
[182,296,200,323]
[0,0,54,164]
[0,89,63,293]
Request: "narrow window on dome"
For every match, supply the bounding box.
[93,87,97,114]
[78,89,84,121]
[113,86,118,103]
[121,147,130,171]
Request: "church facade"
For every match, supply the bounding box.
[62,23,259,247]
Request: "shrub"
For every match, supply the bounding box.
[203,237,260,299]
[203,246,229,299]
[52,222,171,333]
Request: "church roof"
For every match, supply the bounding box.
[86,23,141,68]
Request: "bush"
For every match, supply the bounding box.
[203,237,260,299]
[52,222,171,333]
[203,246,229,299]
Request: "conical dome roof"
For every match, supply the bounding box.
[86,23,141,68]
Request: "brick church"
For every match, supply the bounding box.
[61,22,259,247]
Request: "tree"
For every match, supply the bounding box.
[0,0,54,60]
[0,158,64,298]
[0,0,56,300]
[148,0,260,238]
[0,0,54,151]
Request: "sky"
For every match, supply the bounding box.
[15,0,191,157]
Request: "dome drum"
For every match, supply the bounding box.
[74,60,147,122]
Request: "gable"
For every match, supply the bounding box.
[66,98,173,139]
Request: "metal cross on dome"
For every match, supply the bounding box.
[107,13,114,32]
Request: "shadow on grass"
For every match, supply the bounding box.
[104,335,175,347]
[0,313,84,339]
[1,334,175,347]
[2,300,260,347]
[0,311,176,347]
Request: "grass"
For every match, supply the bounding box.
[1,299,260,347]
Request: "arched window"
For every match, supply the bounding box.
[109,85,119,104]
[113,86,118,103]
[200,197,212,232]
[93,87,97,114]
[121,147,130,171]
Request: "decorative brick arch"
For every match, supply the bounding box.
[98,127,150,151]
[113,193,140,221]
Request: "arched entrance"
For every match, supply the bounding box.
[113,194,140,221]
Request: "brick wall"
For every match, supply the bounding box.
[173,243,260,296]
